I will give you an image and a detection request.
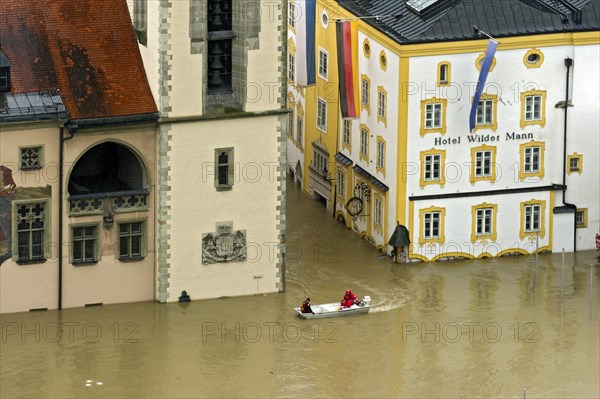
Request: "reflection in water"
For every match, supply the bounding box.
[1,179,598,398]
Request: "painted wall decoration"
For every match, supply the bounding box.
[202,222,247,264]
[0,166,16,265]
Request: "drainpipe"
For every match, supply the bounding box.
[58,121,76,309]
[561,57,577,252]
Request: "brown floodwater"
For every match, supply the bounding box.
[1,179,598,398]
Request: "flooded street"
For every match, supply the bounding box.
[1,179,598,398]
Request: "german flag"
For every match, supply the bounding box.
[336,20,359,119]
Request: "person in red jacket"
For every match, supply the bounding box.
[341,290,359,308]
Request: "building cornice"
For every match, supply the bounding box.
[158,108,289,125]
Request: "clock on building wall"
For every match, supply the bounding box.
[345,197,363,217]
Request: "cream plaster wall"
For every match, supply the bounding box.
[0,124,61,313]
[165,1,204,117]
[166,115,281,301]
[245,1,285,113]
[60,128,157,309]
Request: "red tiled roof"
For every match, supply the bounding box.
[0,0,157,120]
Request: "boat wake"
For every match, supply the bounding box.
[366,288,417,314]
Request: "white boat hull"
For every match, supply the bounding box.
[295,297,371,319]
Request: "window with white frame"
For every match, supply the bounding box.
[475,150,492,177]
[377,140,385,169]
[288,110,294,137]
[288,53,295,81]
[288,2,296,27]
[119,222,144,260]
[524,146,540,173]
[312,150,328,176]
[423,212,440,239]
[374,196,382,226]
[569,157,580,172]
[576,209,587,227]
[16,202,47,263]
[425,103,442,129]
[476,99,493,125]
[361,77,369,106]
[360,128,368,158]
[343,120,351,146]
[524,95,542,121]
[296,116,303,148]
[476,208,493,235]
[378,90,386,119]
[72,225,98,264]
[524,204,541,233]
[317,98,327,131]
[318,49,328,80]
[424,154,441,181]
[337,170,345,197]
[439,63,449,83]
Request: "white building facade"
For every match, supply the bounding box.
[405,40,599,261]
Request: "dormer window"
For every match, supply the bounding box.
[0,50,11,92]
[406,0,445,16]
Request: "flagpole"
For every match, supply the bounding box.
[472,26,498,43]
[333,13,403,22]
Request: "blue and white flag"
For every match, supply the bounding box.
[469,39,498,133]
[296,0,316,86]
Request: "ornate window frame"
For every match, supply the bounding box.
[377,86,387,127]
[419,148,446,188]
[470,144,497,184]
[576,208,588,228]
[472,93,498,132]
[419,206,446,245]
[470,202,498,242]
[520,199,546,239]
[475,52,497,72]
[520,89,547,129]
[379,50,387,71]
[420,97,447,136]
[567,153,583,175]
[342,119,352,151]
[359,124,370,163]
[360,74,370,114]
[519,140,546,181]
[523,48,544,69]
[12,199,51,264]
[437,61,451,86]
[376,136,386,177]
[316,97,327,132]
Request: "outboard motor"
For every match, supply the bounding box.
[360,296,371,307]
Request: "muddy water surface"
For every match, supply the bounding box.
[1,180,598,398]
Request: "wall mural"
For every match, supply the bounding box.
[0,166,17,265]
[0,166,52,266]
[202,222,247,264]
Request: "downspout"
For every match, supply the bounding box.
[562,57,577,252]
[58,122,76,310]
[333,120,340,219]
